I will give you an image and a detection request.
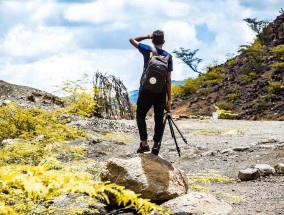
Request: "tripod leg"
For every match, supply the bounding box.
[169,117,188,145]
[156,114,168,154]
[168,116,175,138]
[168,117,181,157]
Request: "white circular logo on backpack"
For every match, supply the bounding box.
[149,77,157,84]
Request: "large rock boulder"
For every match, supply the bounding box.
[100,154,188,201]
[161,192,232,215]
[238,168,260,181]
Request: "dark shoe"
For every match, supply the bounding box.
[137,142,150,153]
[151,147,159,156]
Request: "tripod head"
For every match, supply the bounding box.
[164,109,171,117]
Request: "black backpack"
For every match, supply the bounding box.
[140,47,170,93]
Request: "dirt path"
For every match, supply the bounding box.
[87,118,284,215]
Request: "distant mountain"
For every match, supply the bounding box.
[128,89,139,104]
[171,13,284,120]
[128,80,184,104]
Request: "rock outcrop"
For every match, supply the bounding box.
[100,153,188,201]
[0,80,63,109]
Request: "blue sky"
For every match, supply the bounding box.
[0,0,283,93]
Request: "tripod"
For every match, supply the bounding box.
[155,111,188,157]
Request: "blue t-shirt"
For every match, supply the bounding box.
[138,43,173,72]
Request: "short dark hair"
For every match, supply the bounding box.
[152,30,164,45]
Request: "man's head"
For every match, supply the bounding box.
[152,30,165,45]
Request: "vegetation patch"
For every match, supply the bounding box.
[252,95,272,110]
[98,132,135,143]
[187,170,244,205]
[214,105,238,119]
[0,102,171,214]
[271,62,284,69]
[214,192,246,205]
[271,44,284,57]
[0,103,88,143]
[194,130,220,135]
[240,71,257,84]
[226,93,239,102]
[267,81,282,95]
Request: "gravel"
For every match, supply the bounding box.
[84,117,284,215]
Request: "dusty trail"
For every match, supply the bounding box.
[87,118,284,215]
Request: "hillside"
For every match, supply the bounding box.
[0,80,63,109]
[172,13,284,120]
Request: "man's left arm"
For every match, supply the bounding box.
[129,34,152,49]
[166,71,172,110]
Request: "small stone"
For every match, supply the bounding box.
[274,163,284,174]
[257,144,276,150]
[233,146,250,152]
[27,94,35,102]
[33,135,45,143]
[238,168,260,181]
[221,148,234,154]
[252,164,276,176]
[202,150,217,156]
[2,100,11,106]
[1,139,23,145]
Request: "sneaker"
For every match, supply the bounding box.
[137,142,150,153]
[151,147,159,156]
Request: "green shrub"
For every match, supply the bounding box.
[172,85,184,97]
[182,78,198,95]
[227,59,238,67]
[197,88,209,96]
[202,65,226,86]
[271,44,284,57]
[226,93,239,101]
[213,103,238,119]
[0,103,88,143]
[239,39,266,72]
[241,71,257,84]
[55,75,100,117]
[271,62,284,69]
[216,101,233,111]
[252,95,272,110]
[267,81,282,94]
[0,104,171,215]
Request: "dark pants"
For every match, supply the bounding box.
[136,88,166,143]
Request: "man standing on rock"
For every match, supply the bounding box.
[129,30,173,155]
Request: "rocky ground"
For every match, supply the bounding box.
[1,79,283,214]
[74,116,284,215]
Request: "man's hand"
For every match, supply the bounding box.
[129,34,152,48]
[166,99,171,111]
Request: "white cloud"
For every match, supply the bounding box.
[0,49,143,93]
[64,0,128,26]
[163,21,200,51]
[0,25,75,57]
[0,0,283,94]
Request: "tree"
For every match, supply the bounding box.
[173,47,203,74]
[243,18,269,44]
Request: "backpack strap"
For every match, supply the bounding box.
[150,46,158,56]
[164,54,171,61]
[151,46,171,60]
